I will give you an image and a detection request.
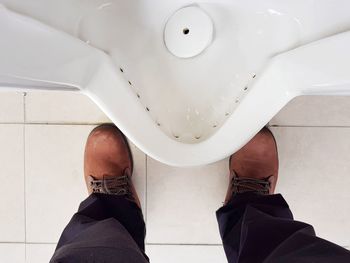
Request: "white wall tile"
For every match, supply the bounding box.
[0,244,25,263]
[0,125,25,242]
[272,127,350,247]
[25,91,110,124]
[26,244,56,263]
[146,158,228,244]
[270,96,350,127]
[146,245,226,263]
[0,92,24,123]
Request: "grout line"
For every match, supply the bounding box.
[0,122,112,126]
[23,92,27,124]
[21,122,111,126]
[3,123,350,128]
[0,122,27,125]
[0,241,57,245]
[145,154,148,224]
[0,241,26,244]
[268,125,350,128]
[23,93,27,260]
[26,242,57,245]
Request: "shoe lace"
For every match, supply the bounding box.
[231,172,271,195]
[89,172,135,202]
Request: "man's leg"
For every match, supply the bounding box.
[217,127,350,263]
[50,124,148,263]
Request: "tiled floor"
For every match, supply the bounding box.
[0,92,350,262]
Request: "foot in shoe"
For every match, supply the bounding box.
[84,124,142,209]
[224,127,279,204]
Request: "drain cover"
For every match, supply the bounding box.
[164,6,214,58]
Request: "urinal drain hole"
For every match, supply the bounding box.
[146,107,150,112]
[128,81,132,85]
[244,86,248,91]
[120,68,124,73]
[252,74,256,78]
[235,99,239,103]
[225,112,230,116]
[183,28,190,35]
[164,6,213,58]
[136,93,140,98]
[195,136,201,140]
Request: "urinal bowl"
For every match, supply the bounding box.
[1,0,350,166]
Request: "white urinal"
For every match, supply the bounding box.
[0,0,350,166]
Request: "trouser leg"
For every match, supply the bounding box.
[216,192,350,263]
[50,193,149,263]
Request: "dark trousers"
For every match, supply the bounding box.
[50,193,350,263]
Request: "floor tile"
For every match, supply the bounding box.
[0,125,25,242]
[25,125,146,243]
[270,96,350,127]
[0,243,25,263]
[271,127,350,247]
[25,125,92,243]
[146,245,226,263]
[25,91,110,124]
[25,244,56,263]
[146,158,228,244]
[0,92,24,123]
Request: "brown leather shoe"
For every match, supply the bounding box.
[84,124,141,209]
[224,127,278,204]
